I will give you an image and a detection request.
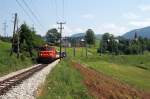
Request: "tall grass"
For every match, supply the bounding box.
[38,58,92,99]
[0,41,33,76]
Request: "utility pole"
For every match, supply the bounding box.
[85,38,88,57]
[10,13,18,56]
[73,39,76,57]
[3,21,8,37]
[85,45,87,57]
[64,36,67,57]
[57,22,66,59]
[16,17,20,58]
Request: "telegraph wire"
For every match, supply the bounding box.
[62,0,65,21]
[53,0,66,22]
[22,0,45,29]
[15,0,36,25]
[54,0,58,21]
[62,0,67,22]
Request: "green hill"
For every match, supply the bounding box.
[71,33,102,40]
[123,26,150,39]
[0,41,33,76]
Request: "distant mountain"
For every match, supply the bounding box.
[71,33,85,38]
[71,33,102,40]
[123,26,150,39]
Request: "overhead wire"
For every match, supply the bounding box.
[15,0,36,25]
[21,0,45,29]
[54,0,58,22]
[64,0,68,22]
[62,0,65,21]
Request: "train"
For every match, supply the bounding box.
[37,44,58,63]
[37,44,66,63]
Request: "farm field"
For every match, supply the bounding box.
[72,61,149,98]
[67,47,150,91]
[0,41,34,76]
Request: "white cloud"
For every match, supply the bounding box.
[81,14,95,19]
[47,24,72,37]
[123,12,140,20]
[51,24,85,36]
[52,24,58,28]
[63,25,74,36]
[139,5,150,11]
[97,23,128,36]
[74,28,84,33]
[48,23,128,37]
[129,18,150,27]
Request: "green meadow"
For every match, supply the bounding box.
[66,47,150,91]
[0,41,33,76]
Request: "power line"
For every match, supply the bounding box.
[22,0,43,28]
[62,0,67,22]
[22,0,44,29]
[54,0,66,21]
[62,0,65,21]
[15,0,36,25]
[54,0,58,21]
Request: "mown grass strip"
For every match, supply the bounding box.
[38,58,93,99]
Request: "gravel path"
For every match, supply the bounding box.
[0,60,59,99]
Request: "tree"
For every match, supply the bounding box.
[19,23,34,57]
[85,29,95,46]
[33,34,45,48]
[99,33,120,54]
[100,33,112,53]
[10,23,45,58]
[46,28,60,45]
[98,32,150,55]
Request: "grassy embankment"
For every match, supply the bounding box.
[38,58,92,99]
[67,47,150,91]
[0,41,34,76]
[38,45,150,98]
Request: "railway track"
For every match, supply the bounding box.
[0,63,49,95]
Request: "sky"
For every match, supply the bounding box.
[1,0,150,37]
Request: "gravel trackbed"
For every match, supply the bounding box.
[0,60,59,99]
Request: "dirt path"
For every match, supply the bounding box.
[72,61,150,99]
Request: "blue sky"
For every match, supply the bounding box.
[1,0,150,36]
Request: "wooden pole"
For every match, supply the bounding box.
[10,13,17,56]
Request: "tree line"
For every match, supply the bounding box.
[45,28,96,47]
[98,33,150,55]
[10,23,150,57]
